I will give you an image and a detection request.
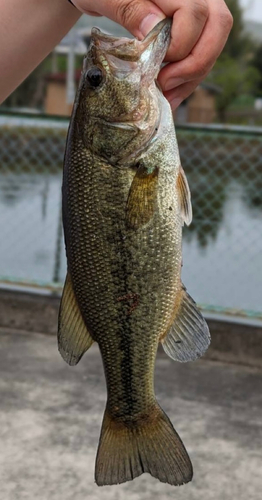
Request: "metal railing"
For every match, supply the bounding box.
[0,112,261,320]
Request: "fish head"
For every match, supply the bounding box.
[75,19,172,163]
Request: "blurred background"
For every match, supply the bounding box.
[1,2,262,500]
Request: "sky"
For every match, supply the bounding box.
[240,0,262,21]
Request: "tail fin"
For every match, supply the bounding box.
[95,404,193,486]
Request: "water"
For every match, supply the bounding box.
[182,180,262,312]
[0,168,261,313]
[0,117,261,314]
[0,172,66,285]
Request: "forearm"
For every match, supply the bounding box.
[0,0,81,103]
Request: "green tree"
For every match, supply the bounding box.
[223,0,250,58]
[251,44,262,95]
[207,0,260,122]
[208,55,260,122]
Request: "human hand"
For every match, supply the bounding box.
[70,0,233,110]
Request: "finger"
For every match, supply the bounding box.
[159,1,233,92]
[73,0,165,38]
[152,0,209,61]
[164,79,203,111]
[79,11,102,16]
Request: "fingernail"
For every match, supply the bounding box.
[139,13,165,37]
[170,97,183,111]
[164,77,184,92]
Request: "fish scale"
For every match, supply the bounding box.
[64,141,180,406]
[58,18,210,487]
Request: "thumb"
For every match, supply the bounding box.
[73,0,165,38]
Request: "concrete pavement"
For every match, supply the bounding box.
[1,328,262,500]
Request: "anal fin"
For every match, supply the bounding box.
[160,284,210,362]
[58,272,94,366]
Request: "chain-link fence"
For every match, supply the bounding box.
[0,113,261,320]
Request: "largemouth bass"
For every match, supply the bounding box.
[58,18,210,487]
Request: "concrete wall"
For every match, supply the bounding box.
[0,289,261,368]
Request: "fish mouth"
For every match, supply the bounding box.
[90,18,172,83]
[138,18,172,63]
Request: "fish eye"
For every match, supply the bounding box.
[86,67,104,88]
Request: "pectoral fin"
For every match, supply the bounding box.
[160,285,210,362]
[126,164,158,229]
[176,166,192,226]
[58,272,94,366]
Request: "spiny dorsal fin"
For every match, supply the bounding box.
[126,164,158,229]
[58,272,94,366]
[176,166,192,226]
[160,284,210,362]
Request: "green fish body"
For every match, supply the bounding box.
[58,19,210,486]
